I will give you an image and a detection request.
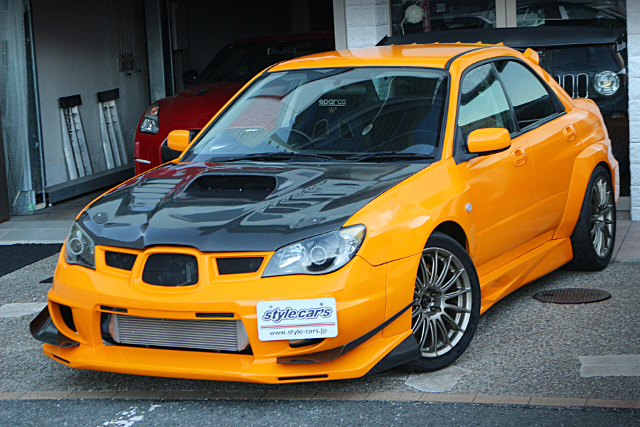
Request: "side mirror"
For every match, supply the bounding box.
[167,130,190,153]
[182,69,198,84]
[467,128,511,155]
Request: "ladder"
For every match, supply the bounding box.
[59,95,93,180]
[98,88,127,169]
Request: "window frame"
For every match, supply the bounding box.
[453,56,566,163]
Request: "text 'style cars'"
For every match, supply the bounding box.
[32,42,618,383]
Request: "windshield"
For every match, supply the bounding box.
[196,39,335,84]
[182,67,448,163]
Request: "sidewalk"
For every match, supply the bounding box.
[1,196,638,260]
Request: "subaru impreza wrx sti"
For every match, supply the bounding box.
[31,42,618,383]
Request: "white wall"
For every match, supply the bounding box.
[31,0,150,187]
[628,0,640,219]
[344,0,389,48]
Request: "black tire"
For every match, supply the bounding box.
[405,232,481,372]
[566,165,616,271]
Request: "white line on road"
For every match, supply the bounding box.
[579,355,640,377]
[0,303,47,318]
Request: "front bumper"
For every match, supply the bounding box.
[34,247,419,383]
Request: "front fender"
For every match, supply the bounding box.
[345,158,476,266]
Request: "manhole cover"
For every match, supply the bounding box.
[533,288,611,304]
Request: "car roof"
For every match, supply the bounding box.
[269,43,506,71]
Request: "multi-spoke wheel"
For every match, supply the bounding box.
[567,165,616,271]
[406,232,480,372]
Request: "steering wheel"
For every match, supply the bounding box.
[287,128,317,151]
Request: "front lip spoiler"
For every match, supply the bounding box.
[30,306,79,348]
[277,301,414,364]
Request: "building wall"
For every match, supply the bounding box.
[629,0,640,219]
[31,0,150,187]
[344,0,389,48]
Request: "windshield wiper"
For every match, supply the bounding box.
[346,151,435,162]
[216,152,338,163]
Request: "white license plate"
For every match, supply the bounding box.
[256,298,338,342]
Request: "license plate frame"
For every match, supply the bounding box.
[256,298,338,342]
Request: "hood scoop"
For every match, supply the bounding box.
[130,178,183,212]
[183,175,277,202]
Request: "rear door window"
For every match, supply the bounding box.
[494,60,560,130]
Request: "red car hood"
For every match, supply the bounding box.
[158,81,246,124]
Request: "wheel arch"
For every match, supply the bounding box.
[554,142,618,240]
[432,221,468,252]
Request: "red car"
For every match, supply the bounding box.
[134,33,335,174]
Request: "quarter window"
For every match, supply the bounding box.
[494,61,559,130]
[458,64,515,143]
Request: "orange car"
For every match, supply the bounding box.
[31,43,618,383]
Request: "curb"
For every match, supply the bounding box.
[1,391,639,409]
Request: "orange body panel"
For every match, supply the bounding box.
[44,43,618,383]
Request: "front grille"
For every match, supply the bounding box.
[109,314,249,352]
[216,257,263,275]
[555,73,589,99]
[142,254,198,286]
[105,251,137,271]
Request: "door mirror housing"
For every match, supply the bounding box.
[167,130,190,153]
[182,69,198,84]
[467,128,511,155]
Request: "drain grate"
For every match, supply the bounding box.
[533,288,611,304]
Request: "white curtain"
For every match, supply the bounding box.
[0,0,34,214]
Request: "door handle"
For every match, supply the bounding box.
[511,147,528,167]
[564,125,577,142]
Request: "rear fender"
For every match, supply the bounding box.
[553,141,618,240]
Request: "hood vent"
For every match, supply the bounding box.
[263,180,369,215]
[130,178,182,212]
[184,175,276,202]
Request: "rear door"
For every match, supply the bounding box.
[494,60,583,240]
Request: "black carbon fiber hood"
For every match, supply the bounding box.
[80,161,426,252]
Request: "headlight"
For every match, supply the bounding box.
[263,225,366,277]
[64,222,95,269]
[593,71,620,96]
[140,104,160,134]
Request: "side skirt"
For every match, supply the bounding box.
[478,238,573,314]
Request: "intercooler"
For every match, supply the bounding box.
[107,314,250,352]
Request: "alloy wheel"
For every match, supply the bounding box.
[590,176,614,258]
[412,248,473,358]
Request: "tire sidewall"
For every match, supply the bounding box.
[570,165,616,270]
[406,232,481,372]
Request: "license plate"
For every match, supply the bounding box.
[256,298,338,341]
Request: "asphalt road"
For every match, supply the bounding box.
[1,399,639,427]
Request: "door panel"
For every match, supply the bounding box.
[457,135,535,277]
[456,62,534,276]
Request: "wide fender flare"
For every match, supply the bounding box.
[554,141,618,240]
[346,158,477,267]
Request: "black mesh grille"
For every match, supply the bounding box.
[217,257,263,275]
[143,254,198,286]
[105,251,137,271]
